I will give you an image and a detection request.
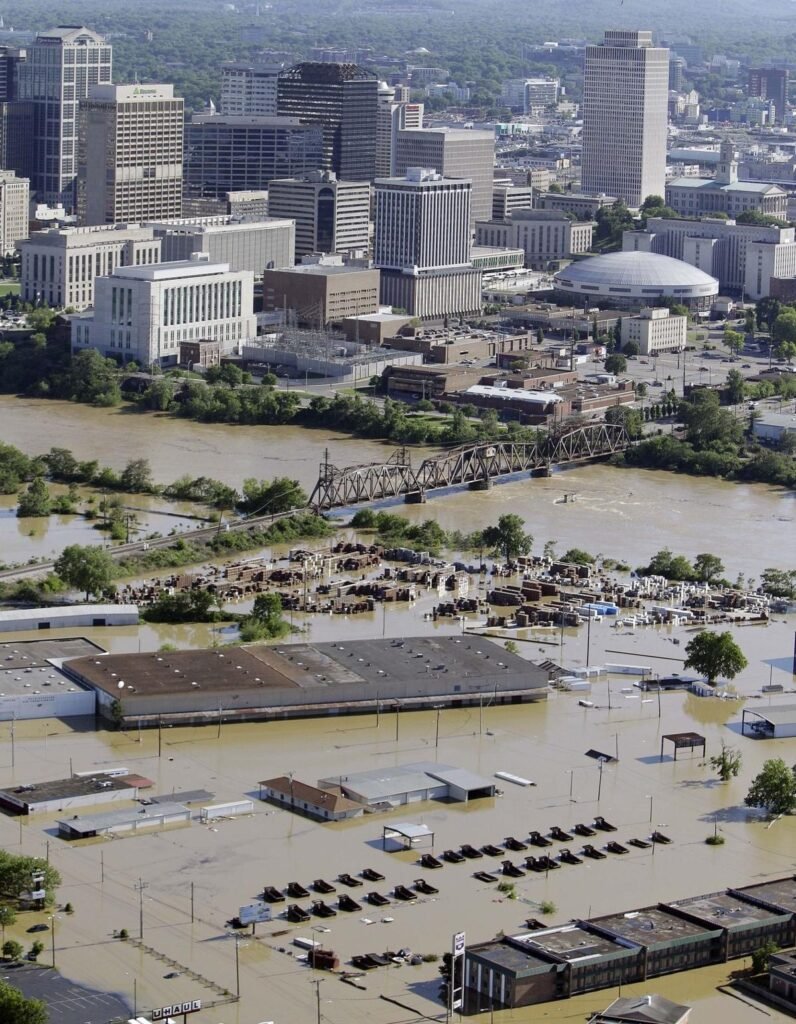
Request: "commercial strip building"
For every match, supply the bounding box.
[581,31,669,208]
[62,637,550,727]
[266,172,371,260]
[183,114,323,198]
[71,255,256,367]
[666,142,788,220]
[262,259,380,326]
[553,251,719,311]
[57,801,191,839]
[0,169,28,255]
[147,216,295,275]
[0,774,138,815]
[77,83,183,225]
[475,210,594,269]
[620,307,687,356]
[623,215,796,299]
[19,223,162,310]
[463,876,796,1012]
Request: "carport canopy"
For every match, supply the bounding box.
[383,822,435,850]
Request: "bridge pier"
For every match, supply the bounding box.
[468,478,493,491]
[405,491,426,504]
[531,465,551,478]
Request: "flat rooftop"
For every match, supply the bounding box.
[668,891,785,928]
[110,259,233,281]
[514,924,623,963]
[591,906,716,945]
[268,262,375,277]
[318,761,494,801]
[58,801,190,835]
[470,941,551,974]
[0,637,105,669]
[67,637,546,699]
[0,775,134,804]
[733,877,796,915]
[0,664,89,698]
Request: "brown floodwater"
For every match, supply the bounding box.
[0,395,795,1023]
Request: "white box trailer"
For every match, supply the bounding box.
[199,800,255,822]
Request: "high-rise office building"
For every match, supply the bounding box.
[220,61,284,116]
[16,26,112,210]
[183,114,323,199]
[581,29,669,208]
[749,68,789,124]
[0,170,29,255]
[0,101,34,177]
[267,171,371,260]
[669,56,685,92]
[276,62,379,180]
[374,167,480,320]
[393,127,494,225]
[375,81,424,178]
[0,45,26,101]
[77,84,183,225]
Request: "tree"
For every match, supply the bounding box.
[751,940,780,975]
[639,548,694,581]
[684,630,747,686]
[1,940,23,962]
[237,477,306,516]
[622,340,640,358]
[561,547,595,566]
[775,339,796,364]
[693,552,725,583]
[68,349,121,406]
[480,514,533,563]
[605,404,643,439]
[724,369,745,406]
[641,194,665,212]
[709,741,742,782]
[0,906,16,938]
[744,759,796,816]
[54,545,115,600]
[759,568,796,599]
[723,328,744,356]
[119,459,154,493]
[16,477,51,518]
[239,593,289,642]
[604,353,627,375]
[0,851,60,907]
[27,941,44,962]
[772,308,796,349]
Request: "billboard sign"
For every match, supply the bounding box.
[152,1000,201,1020]
[239,902,272,925]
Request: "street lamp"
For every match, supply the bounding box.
[646,794,653,824]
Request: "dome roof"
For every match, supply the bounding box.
[555,251,718,291]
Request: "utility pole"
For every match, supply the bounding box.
[134,878,149,939]
[312,977,322,1024]
[435,706,441,749]
[395,702,400,743]
[235,934,241,1000]
[597,759,604,802]
[191,881,195,923]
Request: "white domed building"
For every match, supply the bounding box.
[553,251,719,311]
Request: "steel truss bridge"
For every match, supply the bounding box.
[310,423,630,511]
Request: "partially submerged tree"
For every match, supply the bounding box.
[684,631,747,686]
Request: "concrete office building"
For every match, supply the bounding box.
[77,83,183,226]
[394,127,495,225]
[749,67,789,123]
[375,167,481,319]
[376,81,424,177]
[220,60,283,116]
[536,191,617,218]
[148,216,294,275]
[20,223,161,310]
[476,209,593,268]
[71,255,256,366]
[745,239,796,300]
[262,259,380,326]
[623,215,796,296]
[501,77,560,113]
[267,171,370,260]
[621,307,687,355]
[276,62,379,180]
[492,183,535,220]
[0,170,29,255]
[16,26,112,209]
[184,114,323,199]
[666,142,788,219]
[581,30,669,208]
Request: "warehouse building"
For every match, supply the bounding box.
[0,605,138,634]
[0,637,104,721]
[64,637,550,727]
[317,761,495,808]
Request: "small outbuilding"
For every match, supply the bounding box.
[382,822,435,851]
[741,705,796,739]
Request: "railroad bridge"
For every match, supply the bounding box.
[310,422,630,511]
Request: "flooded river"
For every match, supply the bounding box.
[0,395,793,579]
[0,396,795,1023]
